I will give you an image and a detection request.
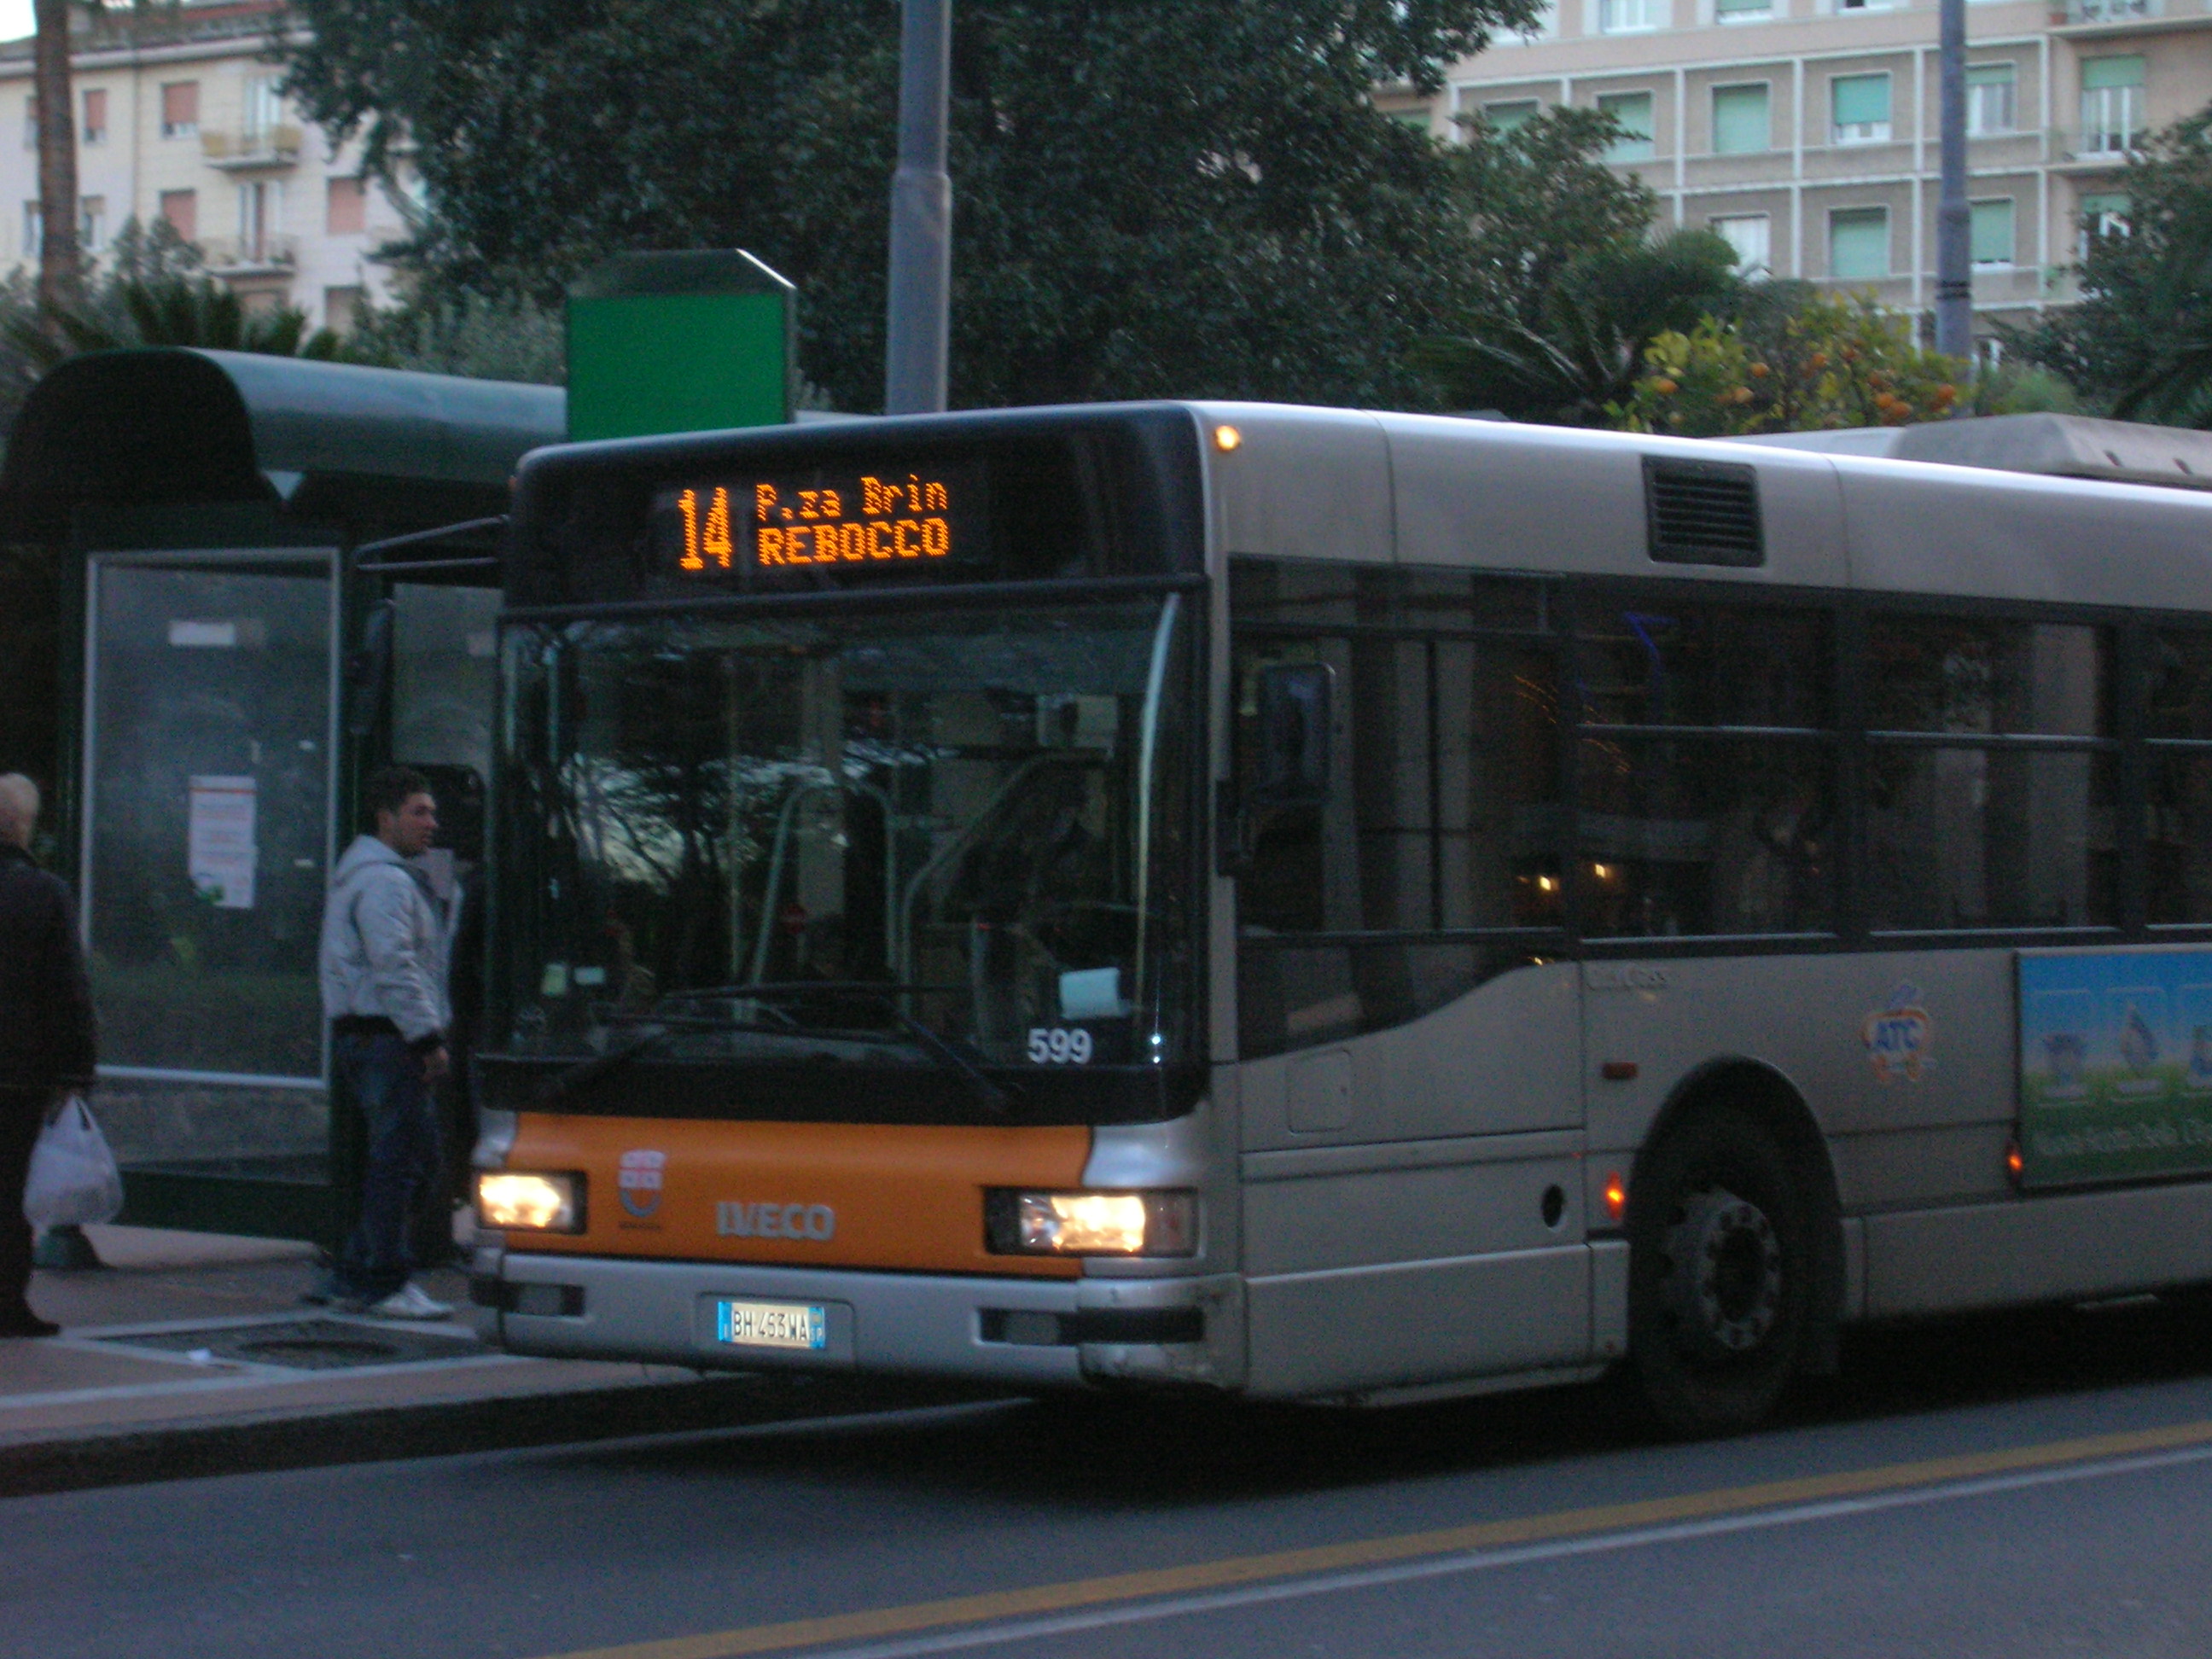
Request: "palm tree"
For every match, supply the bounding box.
[32,2,175,317]
[31,0,79,316]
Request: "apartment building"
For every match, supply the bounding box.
[0,0,412,331]
[1385,0,2212,335]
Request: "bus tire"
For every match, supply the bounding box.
[1627,1108,1813,1438]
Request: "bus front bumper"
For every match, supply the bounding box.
[472,1244,1245,1391]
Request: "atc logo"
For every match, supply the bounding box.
[617,1150,667,1220]
[1863,983,1934,1085]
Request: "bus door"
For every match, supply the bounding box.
[1228,562,1589,1396]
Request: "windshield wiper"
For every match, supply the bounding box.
[660,982,1015,1115]
[533,1004,788,1107]
[536,983,1013,1115]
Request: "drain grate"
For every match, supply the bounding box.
[101,1317,485,1372]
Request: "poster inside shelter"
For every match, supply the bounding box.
[187,774,258,910]
[2018,947,2212,1186]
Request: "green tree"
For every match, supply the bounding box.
[1614,292,1965,435]
[280,0,1541,412]
[1411,109,1743,423]
[3,218,342,370]
[2014,108,2212,426]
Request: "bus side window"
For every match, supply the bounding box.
[1864,615,2113,931]
[2145,629,2212,925]
[1575,597,1836,940]
[1231,562,1563,1057]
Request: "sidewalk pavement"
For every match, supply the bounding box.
[1,1225,943,1499]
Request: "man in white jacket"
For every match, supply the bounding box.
[318,766,453,1319]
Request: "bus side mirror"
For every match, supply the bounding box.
[1220,662,1334,876]
[1254,662,1332,808]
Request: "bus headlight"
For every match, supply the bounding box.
[476,1171,585,1233]
[985,1190,1196,1257]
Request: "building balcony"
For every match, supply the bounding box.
[201,125,301,170]
[2051,127,2144,166]
[2058,0,2158,20]
[201,234,297,276]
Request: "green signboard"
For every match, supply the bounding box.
[2018,946,2212,1186]
[566,250,795,442]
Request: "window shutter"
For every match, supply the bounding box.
[1831,208,1889,279]
[1713,84,1769,153]
[1832,74,1890,126]
[1970,199,2014,264]
[2082,55,2145,90]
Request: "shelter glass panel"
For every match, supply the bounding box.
[85,555,335,1080]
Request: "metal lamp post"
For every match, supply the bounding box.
[1934,0,1974,367]
[885,0,952,416]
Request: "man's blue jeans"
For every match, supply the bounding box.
[334,1031,440,1302]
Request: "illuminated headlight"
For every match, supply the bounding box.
[475,1171,585,1233]
[984,1190,1196,1257]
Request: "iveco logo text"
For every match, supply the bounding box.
[716,1201,836,1241]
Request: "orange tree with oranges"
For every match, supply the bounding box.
[1612,292,1964,435]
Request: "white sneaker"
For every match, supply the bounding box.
[361,1282,453,1321]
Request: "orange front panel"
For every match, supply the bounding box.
[502,1115,1091,1278]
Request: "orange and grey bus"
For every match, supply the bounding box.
[469,402,2212,1434]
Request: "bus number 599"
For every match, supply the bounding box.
[1026,1027,1092,1064]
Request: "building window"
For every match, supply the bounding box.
[1970,198,2015,266]
[80,88,105,147]
[21,201,37,258]
[1716,0,1772,20]
[242,79,284,139]
[324,286,365,334]
[1599,0,1660,33]
[79,195,103,253]
[1830,206,1890,279]
[1480,98,1540,135]
[159,189,196,242]
[237,179,282,259]
[2081,55,2145,155]
[1713,213,1773,277]
[1831,73,1892,144]
[1838,0,1895,11]
[1712,84,1770,154]
[2080,190,2130,249]
[326,176,368,236]
[1598,91,1656,161]
[160,80,198,139]
[1967,63,2017,135]
[1389,108,1433,133]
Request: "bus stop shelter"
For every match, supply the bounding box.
[0,347,564,1241]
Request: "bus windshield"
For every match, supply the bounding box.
[494,594,1201,1122]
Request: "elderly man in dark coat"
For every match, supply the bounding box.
[0,774,98,1337]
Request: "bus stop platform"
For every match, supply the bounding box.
[0,1225,940,1499]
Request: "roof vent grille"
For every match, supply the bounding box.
[1644,457,1764,568]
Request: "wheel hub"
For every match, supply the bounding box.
[1664,1186,1783,1353]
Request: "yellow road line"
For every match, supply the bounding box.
[536,1414,2212,1659]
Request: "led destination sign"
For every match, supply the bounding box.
[661,465,976,578]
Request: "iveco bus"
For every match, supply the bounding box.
[469,402,2212,1434]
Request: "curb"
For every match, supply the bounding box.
[0,1374,972,1499]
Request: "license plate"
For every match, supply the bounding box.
[714,1298,828,1351]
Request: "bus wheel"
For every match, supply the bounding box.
[1627,1109,1813,1438]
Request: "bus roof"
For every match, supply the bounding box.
[1185,401,2212,615]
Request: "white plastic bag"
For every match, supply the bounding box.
[23,1096,124,1229]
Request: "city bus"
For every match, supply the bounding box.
[467,401,2212,1435]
